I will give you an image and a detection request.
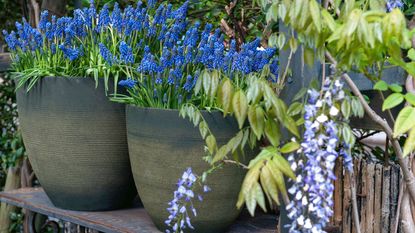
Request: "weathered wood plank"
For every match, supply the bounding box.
[359,160,367,233]
[351,159,361,233]
[373,164,383,233]
[390,164,400,233]
[333,158,343,227]
[343,164,352,233]
[381,166,391,233]
[0,188,277,233]
[366,163,375,233]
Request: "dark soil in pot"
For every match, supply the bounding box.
[16,76,137,211]
[126,106,254,233]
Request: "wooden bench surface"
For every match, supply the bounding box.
[0,188,277,233]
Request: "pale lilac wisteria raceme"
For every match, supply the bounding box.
[286,76,353,233]
[386,0,404,12]
[165,168,210,233]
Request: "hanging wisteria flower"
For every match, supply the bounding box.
[165,167,210,233]
[286,76,354,233]
[386,0,404,12]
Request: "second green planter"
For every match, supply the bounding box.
[126,106,252,233]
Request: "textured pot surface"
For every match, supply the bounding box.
[16,77,137,211]
[126,106,252,233]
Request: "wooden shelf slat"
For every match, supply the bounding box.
[0,188,277,233]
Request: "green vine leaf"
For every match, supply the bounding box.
[341,100,351,119]
[280,141,300,154]
[309,0,322,32]
[265,118,281,147]
[408,48,415,61]
[373,80,388,91]
[403,128,415,157]
[389,84,403,93]
[382,93,404,111]
[260,164,280,206]
[405,93,415,106]
[217,78,234,116]
[202,70,211,94]
[393,106,415,137]
[248,105,265,140]
[232,90,248,129]
[272,154,296,180]
[206,135,217,154]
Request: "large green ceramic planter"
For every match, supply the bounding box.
[126,106,253,233]
[16,77,137,211]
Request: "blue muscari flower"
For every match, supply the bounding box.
[172,1,188,21]
[167,70,175,85]
[86,5,96,28]
[59,44,82,61]
[160,47,173,68]
[147,0,157,9]
[55,17,71,38]
[166,4,173,18]
[386,0,404,12]
[118,78,137,88]
[99,43,117,66]
[51,43,57,54]
[158,25,168,40]
[73,9,87,37]
[269,58,279,82]
[155,73,163,85]
[32,30,43,50]
[183,75,193,92]
[111,3,123,32]
[119,41,134,64]
[165,168,208,233]
[97,4,110,31]
[39,11,49,32]
[154,4,167,25]
[147,25,157,37]
[137,46,159,74]
[3,30,18,51]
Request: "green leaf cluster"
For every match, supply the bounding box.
[181,69,302,214]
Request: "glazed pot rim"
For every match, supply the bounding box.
[126,104,224,114]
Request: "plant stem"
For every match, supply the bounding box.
[393,181,405,233]
[223,159,248,169]
[325,51,415,203]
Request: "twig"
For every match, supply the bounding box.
[394,180,405,233]
[357,130,380,141]
[325,51,415,203]
[401,188,415,233]
[223,159,248,169]
[347,170,362,233]
[384,138,390,167]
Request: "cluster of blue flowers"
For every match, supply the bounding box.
[165,168,210,233]
[2,1,189,68]
[285,76,353,233]
[386,0,404,12]
[119,14,278,108]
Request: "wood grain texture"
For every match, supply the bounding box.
[0,188,277,233]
